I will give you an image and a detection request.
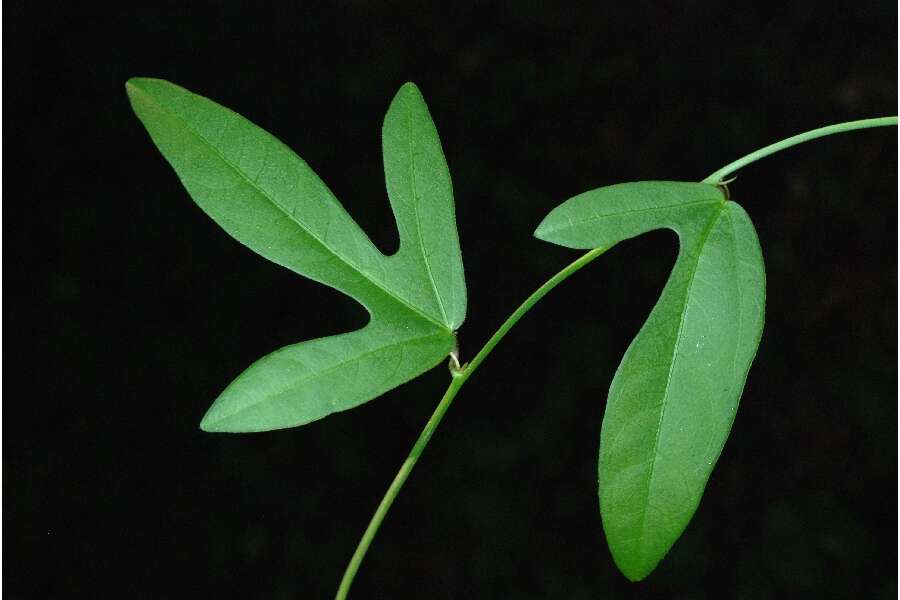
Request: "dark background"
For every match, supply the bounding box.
[5,2,897,598]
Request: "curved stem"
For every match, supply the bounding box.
[334,246,608,599]
[333,376,464,600]
[336,113,898,599]
[702,116,897,184]
[459,246,609,382]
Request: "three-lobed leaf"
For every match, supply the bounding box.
[126,78,466,432]
[536,181,765,581]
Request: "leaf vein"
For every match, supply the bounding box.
[406,97,450,327]
[634,205,724,553]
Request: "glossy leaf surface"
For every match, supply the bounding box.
[536,181,765,581]
[127,78,466,432]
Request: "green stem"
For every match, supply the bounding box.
[702,116,897,184]
[336,114,898,599]
[334,246,608,600]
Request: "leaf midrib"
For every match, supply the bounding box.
[405,97,450,326]
[539,198,721,237]
[138,83,448,331]
[725,207,744,382]
[633,203,725,558]
[207,328,450,426]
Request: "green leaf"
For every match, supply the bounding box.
[535,181,765,581]
[126,78,466,432]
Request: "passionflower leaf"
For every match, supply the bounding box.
[127,79,466,432]
[535,181,765,581]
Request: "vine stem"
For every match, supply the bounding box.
[702,116,897,184]
[334,246,608,600]
[335,114,897,599]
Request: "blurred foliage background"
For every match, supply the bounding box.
[5,2,897,598]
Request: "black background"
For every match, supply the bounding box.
[5,2,897,598]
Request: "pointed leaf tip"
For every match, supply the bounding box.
[198,415,215,433]
[533,213,554,241]
[124,77,154,96]
[124,78,142,101]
